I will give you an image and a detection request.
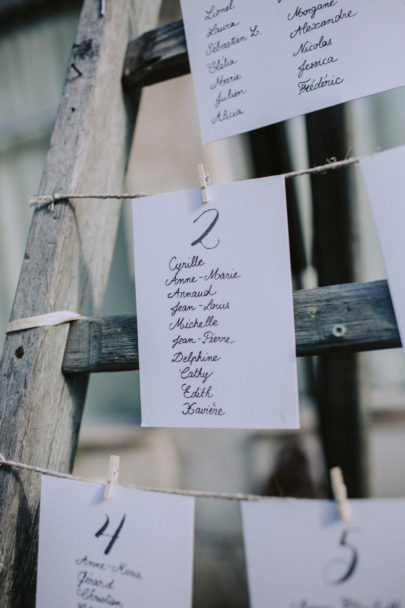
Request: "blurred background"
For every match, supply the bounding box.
[2,1,405,606]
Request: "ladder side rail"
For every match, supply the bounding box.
[0,1,163,605]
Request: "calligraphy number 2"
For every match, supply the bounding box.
[191,208,220,250]
[95,513,126,555]
[324,528,359,586]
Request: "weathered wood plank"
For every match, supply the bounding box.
[0,1,163,605]
[122,18,189,88]
[62,280,400,374]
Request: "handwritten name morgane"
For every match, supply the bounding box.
[287,1,338,21]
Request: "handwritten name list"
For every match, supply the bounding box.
[132,176,299,429]
[242,499,405,608]
[180,0,405,142]
[36,477,194,608]
[166,253,240,419]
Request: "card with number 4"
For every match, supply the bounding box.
[242,499,405,607]
[36,476,195,608]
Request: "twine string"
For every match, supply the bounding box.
[28,155,361,208]
[0,455,276,502]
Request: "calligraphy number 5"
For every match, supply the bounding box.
[324,529,359,586]
[191,208,220,250]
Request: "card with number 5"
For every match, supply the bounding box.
[242,499,405,607]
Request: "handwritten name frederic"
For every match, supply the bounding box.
[298,72,343,94]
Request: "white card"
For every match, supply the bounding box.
[360,145,405,350]
[242,499,405,607]
[36,476,195,608]
[180,0,405,143]
[132,176,299,429]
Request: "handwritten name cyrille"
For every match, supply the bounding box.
[132,176,298,429]
[180,0,405,142]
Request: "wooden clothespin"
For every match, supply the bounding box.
[330,466,349,522]
[104,454,120,500]
[198,163,210,204]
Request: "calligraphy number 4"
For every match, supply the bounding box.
[95,513,126,555]
[324,528,359,586]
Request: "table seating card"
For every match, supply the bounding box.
[132,176,299,429]
[360,145,405,351]
[36,477,195,608]
[180,0,405,143]
[242,499,405,607]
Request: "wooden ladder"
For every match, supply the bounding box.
[0,1,400,605]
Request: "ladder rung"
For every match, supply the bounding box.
[62,279,400,374]
[123,19,189,89]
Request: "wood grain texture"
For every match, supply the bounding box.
[123,18,189,88]
[0,1,163,605]
[62,280,400,374]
